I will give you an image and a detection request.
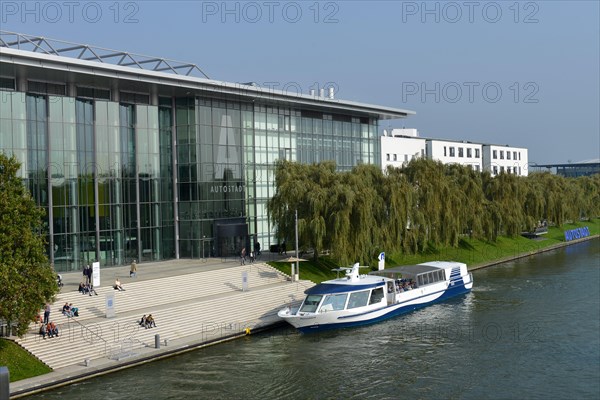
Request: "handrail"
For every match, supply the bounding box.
[65,315,108,357]
[66,315,108,344]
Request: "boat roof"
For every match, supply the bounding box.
[370,261,465,277]
[371,264,439,276]
[305,280,385,295]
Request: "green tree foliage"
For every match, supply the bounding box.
[268,158,600,264]
[0,154,58,337]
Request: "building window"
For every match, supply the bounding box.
[518,152,521,160]
[507,151,511,160]
[500,166,505,173]
[493,166,498,175]
[500,151,504,159]
[393,154,397,161]
[449,147,455,157]
[404,155,409,162]
[458,147,464,157]
[475,165,480,172]
[493,150,497,159]
[444,146,447,156]
[386,154,390,161]
[513,151,517,160]
[467,148,472,158]
[475,149,480,158]
[507,167,511,174]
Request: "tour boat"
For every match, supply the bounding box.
[278,261,473,332]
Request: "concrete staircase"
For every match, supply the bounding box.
[15,263,312,370]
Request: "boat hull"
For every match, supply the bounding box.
[280,274,473,333]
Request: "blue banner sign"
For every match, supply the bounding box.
[564,226,590,241]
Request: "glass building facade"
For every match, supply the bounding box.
[0,44,410,272]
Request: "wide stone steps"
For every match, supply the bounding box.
[47,263,286,322]
[15,264,312,370]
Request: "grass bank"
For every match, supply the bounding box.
[0,338,51,382]
[270,218,599,283]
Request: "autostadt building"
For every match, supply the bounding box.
[0,32,414,272]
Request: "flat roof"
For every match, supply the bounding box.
[0,34,415,120]
[370,264,441,276]
[535,160,600,168]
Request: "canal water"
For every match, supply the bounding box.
[30,240,599,400]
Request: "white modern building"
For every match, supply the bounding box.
[426,139,483,172]
[381,129,528,176]
[381,129,425,168]
[482,144,528,176]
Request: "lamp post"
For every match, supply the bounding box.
[295,209,299,281]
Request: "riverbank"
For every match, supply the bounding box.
[4,220,598,397]
[270,219,599,282]
[5,259,311,398]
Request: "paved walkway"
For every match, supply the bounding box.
[9,255,313,398]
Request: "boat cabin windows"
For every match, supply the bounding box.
[347,291,370,309]
[369,287,385,305]
[300,295,322,313]
[416,270,446,287]
[319,293,348,312]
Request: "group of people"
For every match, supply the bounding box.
[240,242,262,265]
[240,247,256,265]
[61,302,79,317]
[78,282,98,296]
[138,314,156,329]
[39,321,59,339]
[394,279,417,292]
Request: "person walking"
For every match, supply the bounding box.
[130,259,137,278]
[240,247,246,265]
[255,241,261,259]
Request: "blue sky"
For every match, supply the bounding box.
[2,0,598,164]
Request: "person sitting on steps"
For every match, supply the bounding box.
[114,277,125,291]
[130,259,137,278]
[87,283,98,296]
[139,315,147,327]
[47,321,59,338]
[145,314,156,329]
[39,323,47,339]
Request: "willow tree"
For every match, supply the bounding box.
[401,159,454,249]
[575,174,600,220]
[523,173,547,231]
[267,160,337,259]
[483,172,527,237]
[342,164,387,264]
[0,153,59,337]
[382,166,414,253]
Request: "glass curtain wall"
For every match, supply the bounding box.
[49,96,77,270]
[1,88,380,267]
[177,97,246,258]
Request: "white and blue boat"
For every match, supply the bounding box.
[278,261,473,333]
